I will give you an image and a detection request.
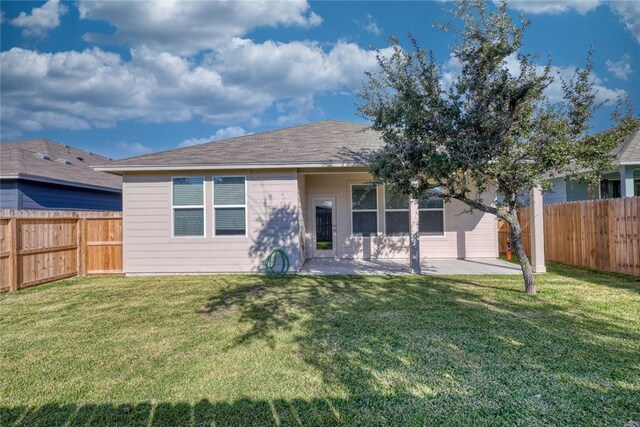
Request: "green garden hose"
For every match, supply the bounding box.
[265,249,290,275]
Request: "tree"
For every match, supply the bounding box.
[357,0,636,294]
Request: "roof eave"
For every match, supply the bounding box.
[0,173,121,193]
[93,162,365,174]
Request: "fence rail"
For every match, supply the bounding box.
[2,198,638,291]
[0,210,123,292]
[499,197,640,276]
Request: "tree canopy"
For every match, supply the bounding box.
[357,0,636,294]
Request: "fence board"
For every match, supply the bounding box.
[498,197,640,276]
[0,219,10,292]
[0,210,122,291]
[86,217,123,275]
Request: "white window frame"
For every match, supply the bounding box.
[350,183,379,237]
[382,185,410,236]
[212,175,248,238]
[418,197,446,238]
[171,176,206,238]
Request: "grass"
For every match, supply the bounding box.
[316,240,333,250]
[1,263,639,426]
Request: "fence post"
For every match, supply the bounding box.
[78,218,87,277]
[8,218,19,291]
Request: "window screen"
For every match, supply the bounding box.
[352,184,377,236]
[173,177,204,237]
[214,176,246,236]
[418,195,444,236]
[384,186,409,235]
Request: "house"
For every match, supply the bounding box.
[94,120,503,274]
[544,126,640,204]
[0,138,122,211]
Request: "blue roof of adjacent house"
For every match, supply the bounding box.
[0,138,121,191]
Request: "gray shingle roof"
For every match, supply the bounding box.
[616,127,640,164]
[96,120,383,170]
[0,138,121,191]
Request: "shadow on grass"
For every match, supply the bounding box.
[500,254,640,293]
[5,271,639,425]
[198,274,640,424]
[546,261,640,292]
[1,397,374,426]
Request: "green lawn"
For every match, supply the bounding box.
[1,264,639,426]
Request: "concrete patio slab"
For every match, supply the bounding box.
[299,258,521,275]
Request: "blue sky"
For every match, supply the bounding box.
[1,1,639,159]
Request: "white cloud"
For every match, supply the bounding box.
[178,126,250,148]
[441,52,625,106]
[355,14,382,36]
[10,0,68,38]
[609,1,640,43]
[606,54,633,80]
[78,0,322,56]
[211,38,393,97]
[274,96,322,126]
[503,54,626,106]
[1,39,389,137]
[498,0,640,43]
[546,64,626,106]
[0,47,269,137]
[495,0,601,15]
[116,141,153,155]
[441,54,462,90]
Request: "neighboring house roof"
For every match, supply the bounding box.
[615,127,640,165]
[95,120,383,173]
[0,138,121,191]
[543,123,640,179]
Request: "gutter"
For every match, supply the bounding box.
[0,173,121,193]
[93,162,363,174]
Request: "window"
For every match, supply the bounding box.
[384,185,409,235]
[213,176,246,236]
[173,177,204,237]
[418,196,444,236]
[600,179,622,199]
[612,180,621,198]
[351,184,378,236]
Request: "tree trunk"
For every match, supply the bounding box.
[449,194,537,295]
[507,213,536,295]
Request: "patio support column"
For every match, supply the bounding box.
[620,165,635,198]
[409,197,421,274]
[529,185,546,273]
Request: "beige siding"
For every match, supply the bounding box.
[123,168,499,274]
[304,173,498,260]
[123,170,300,274]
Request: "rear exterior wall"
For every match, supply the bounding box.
[122,169,499,274]
[122,170,300,274]
[302,172,499,260]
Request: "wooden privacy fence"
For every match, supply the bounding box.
[499,197,640,276]
[0,210,122,292]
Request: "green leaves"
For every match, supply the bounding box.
[357,0,637,292]
[358,0,635,211]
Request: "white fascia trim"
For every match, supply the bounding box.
[0,173,121,193]
[93,162,361,173]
